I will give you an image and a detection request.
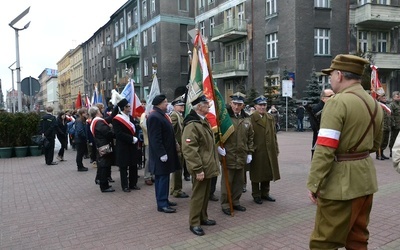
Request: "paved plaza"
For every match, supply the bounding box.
[0,131,399,249]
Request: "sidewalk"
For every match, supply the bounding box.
[0,131,399,249]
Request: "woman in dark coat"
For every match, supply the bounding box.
[56,111,68,161]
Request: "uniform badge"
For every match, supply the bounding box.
[185,138,191,143]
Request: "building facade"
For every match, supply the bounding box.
[57,50,72,110]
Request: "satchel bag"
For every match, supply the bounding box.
[97,144,112,157]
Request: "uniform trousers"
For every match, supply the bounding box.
[220,168,244,209]
[97,153,112,191]
[44,137,55,165]
[310,194,373,250]
[251,181,270,198]
[154,174,170,208]
[189,177,211,226]
[389,128,400,153]
[120,164,137,189]
[75,142,86,169]
[170,169,183,196]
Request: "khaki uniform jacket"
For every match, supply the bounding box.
[224,107,254,169]
[170,111,183,146]
[181,110,220,178]
[390,101,400,129]
[249,111,280,182]
[307,84,383,200]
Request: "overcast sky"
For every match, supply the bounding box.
[0,0,127,102]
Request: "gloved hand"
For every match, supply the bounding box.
[160,154,168,162]
[217,146,226,156]
[133,136,138,144]
[246,154,252,164]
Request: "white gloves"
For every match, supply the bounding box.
[246,154,252,164]
[160,154,168,162]
[133,136,138,144]
[217,146,226,156]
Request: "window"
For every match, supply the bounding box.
[358,0,370,5]
[181,56,189,73]
[102,57,106,69]
[225,44,233,61]
[142,0,147,19]
[377,32,387,52]
[152,55,157,65]
[120,17,124,35]
[116,47,120,59]
[358,31,368,53]
[143,29,148,47]
[266,33,278,59]
[151,0,155,12]
[208,0,214,4]
[133,7,138,24]
[200,21,205,37]
[319,75,330,89]
[107,56,111,68]
[268,76,279,86]
[209,17,215,36]
[238,42,245,70]
[127,12,132,28]
[151,26,156,43]
[314,29,330,55]
[114,22,119,39]
[314,0,330,8]
[209,51,215,66]
[144,59,149,76]
[198,0,205,9]
[179,0,188,11]
[266,0,277,16]
[180,24,188,42]
[377,0,388,4]
[226,8,233,28]
[106,36,111,46]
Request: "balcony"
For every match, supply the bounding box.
[370,52,400,69]
[117,46,140,64]
[212,60,248,79]
[354,3,400,29]
[211,19,247,43]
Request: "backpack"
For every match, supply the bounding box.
[67,121,75,135]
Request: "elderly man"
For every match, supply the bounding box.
[249,96,280,204]
[182,94,220,236]
[307,54,383,249]
[147,94,180,213]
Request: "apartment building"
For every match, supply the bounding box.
[57,50,73,110]
[349,0,400,94]
[196,0,349,100]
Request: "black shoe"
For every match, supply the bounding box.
[130,186,141,190]
[200,219,216,226]
[382,154,389,160]
[184,176,191,181]
[262,195,276,202]
[123,188,131,192]
[77,167,88,171]
[233,205,246,211]
[95,179,100,185]
[157,206,176,213]
[108,177,115,183]
[101,187,115,193]
[190,226,205,236]
[168,201,177,206]
[209,194,219,201]
[174,192,189,198]
[242,187,247,193]
[222,208,231,215]
[377,156,385,160]
[47,162,58,165]
[254,197,263,204]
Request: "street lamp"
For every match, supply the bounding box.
[8,62,16,113]
[9,7,30,112]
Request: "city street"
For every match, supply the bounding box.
[0,131,399,249]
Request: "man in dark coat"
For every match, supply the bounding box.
[74,108,89,172]
[40,106,58,165]
[112,98,140,192]
[147,94,180,213]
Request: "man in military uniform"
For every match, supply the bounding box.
[169,96,189,198]
[389,91,400,157]
[249,96,280,205]
[182,95,220,236]
[220,92,254,215]
[376,94,391,160]
[307,54,383,249]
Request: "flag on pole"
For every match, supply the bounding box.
[98,88,103,105]
[370,65,383,99]
[145,74,161,116]
[121,78,145,118]
[85,95,91,108]
[187,33,234,143]
[91,85,99,105]
[75,90,82,109]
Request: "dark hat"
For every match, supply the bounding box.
[172,96,185,106]
[152,94,167,105]
[117,98,129,110]
[254,95,267,105]
[321,54,369,76]
[191,94,208,106]
[230,92,246,104]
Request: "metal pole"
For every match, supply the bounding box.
[15,29,22,112]
[286,96,288,132]
[29,76,33,112]
[9,62,16,113]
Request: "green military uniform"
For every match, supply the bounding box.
[378,99,391,153]
[307,84,383,249]
[169,109,186,197]
[220,107,254,210]
[389,100,400,154]
[182,109,220,227]
[249,111,280,198]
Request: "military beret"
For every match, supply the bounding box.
[230,92,246,104]
[254,95,267,105]
[322,54,369,76]
[152,94,167,105]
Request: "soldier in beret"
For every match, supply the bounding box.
[307,54,383,249]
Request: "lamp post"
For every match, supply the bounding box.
[9,7,30,112]
[8,62,16,113]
